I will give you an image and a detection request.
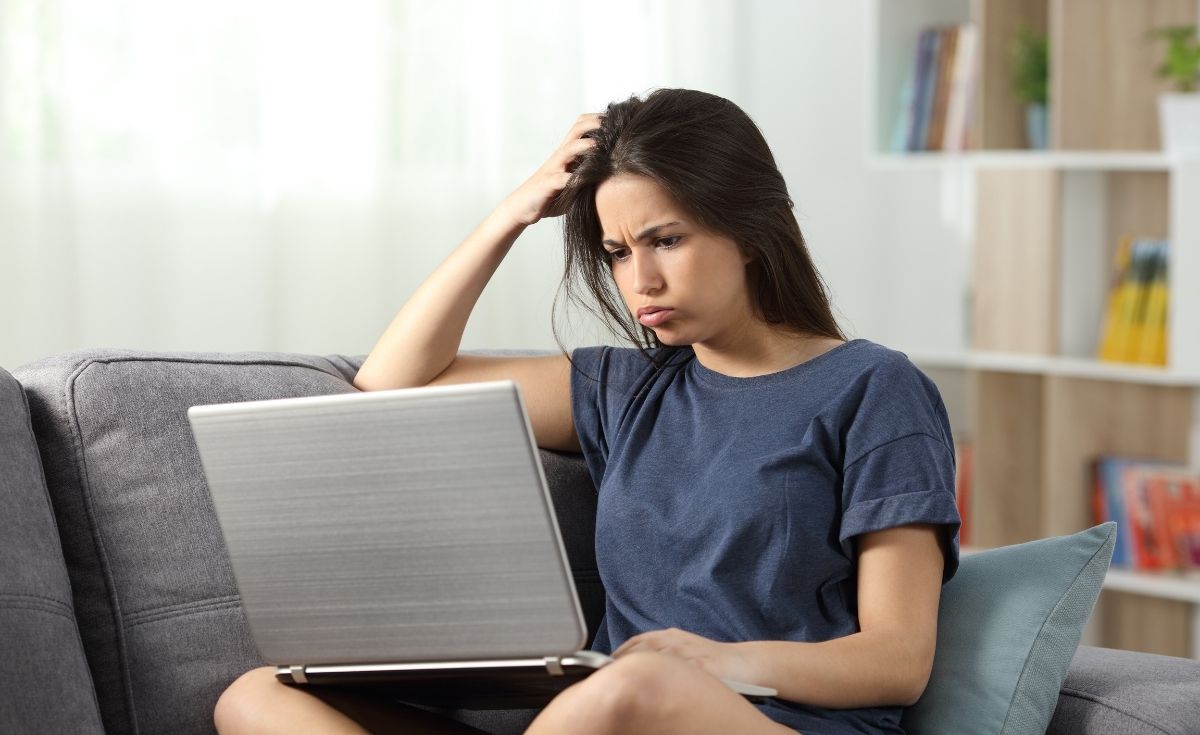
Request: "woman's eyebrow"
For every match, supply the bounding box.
[601,221,682,247]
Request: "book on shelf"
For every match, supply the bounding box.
[1092,456,1200,572]
[891,22,979,153]
[924,26,957,150]
[1096,237,1169,367]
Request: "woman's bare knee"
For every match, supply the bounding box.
[526,655,675,735]
[214,666,290,734]
[214,666,490,735]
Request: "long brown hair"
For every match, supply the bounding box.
[551,88,845,370]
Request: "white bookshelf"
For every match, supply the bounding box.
[871,151,1174,171]
[907,350,1200,387]
[870,0,1200,658]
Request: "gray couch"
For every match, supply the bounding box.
[2,349,1198,735]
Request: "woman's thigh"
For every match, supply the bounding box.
[215,666,492,735]
[524,652,800,735]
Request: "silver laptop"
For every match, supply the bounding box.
[187,380,776,709]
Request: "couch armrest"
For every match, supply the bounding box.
[1048,645,1200,735]
[0,367,104,733]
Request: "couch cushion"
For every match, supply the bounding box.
[14,349,602,735]
[0,366,104,733]
[902,522,1116,735]
[15,350,366,735]
[1048,645,1200,735]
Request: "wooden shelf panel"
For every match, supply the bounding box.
[1052,0,1199,151]
[970,371,1044,547]
[972,168,1061,354]
[1096,591,1194,658]
[978,0,1047,150]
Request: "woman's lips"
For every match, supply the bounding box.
[638,308,674,327]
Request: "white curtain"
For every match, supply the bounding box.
[0,0,740,368]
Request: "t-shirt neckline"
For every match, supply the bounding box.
[688,338,867,389]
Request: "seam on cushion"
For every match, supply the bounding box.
[998,533,1113,734]
[64,354,353,733]
[83,353,350,374]
[65,358,141,734]
[0,600,77,620]
[0,592,74,614]
[1057,687,1175,735]
[843,431,952,471]
[124,594,241,624]
[16,376,101,727]
[125,597,243,628]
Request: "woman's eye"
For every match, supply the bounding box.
[608,249,629,262]
[656,236,681,248]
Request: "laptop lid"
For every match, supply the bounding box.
[187,381,588,666]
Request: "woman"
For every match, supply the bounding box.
[214,88,960,735]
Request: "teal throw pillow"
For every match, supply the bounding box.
[902,522,1117,735]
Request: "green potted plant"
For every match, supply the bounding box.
[1149,24,1200,156]
[1011,23,1049,149]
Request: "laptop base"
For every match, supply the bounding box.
[275,651,774,709]
[276,654,609,709]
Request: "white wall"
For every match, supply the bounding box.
[0,0,963,368]
[740,0,969,353]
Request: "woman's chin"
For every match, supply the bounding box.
[651,329,688,347]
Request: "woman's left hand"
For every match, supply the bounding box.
[611,627,760,684]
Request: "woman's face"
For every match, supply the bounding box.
[594,173,754,349]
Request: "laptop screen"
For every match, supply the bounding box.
[188,381,587,665]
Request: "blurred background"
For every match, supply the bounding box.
[0,0,965,368]
[3,0,1199,658]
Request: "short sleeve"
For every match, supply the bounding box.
[839,357,962,582]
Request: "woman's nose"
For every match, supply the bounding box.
[631,249,663,294]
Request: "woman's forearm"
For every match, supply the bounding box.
[353,210,526,390]
[354,114,602,391]
[735,630,928,709]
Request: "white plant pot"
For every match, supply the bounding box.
[1158,92,1200,158]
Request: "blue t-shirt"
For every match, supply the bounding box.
[569,338,961,735]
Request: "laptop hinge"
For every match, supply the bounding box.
[289,665,309,684]
[543,657,564,676]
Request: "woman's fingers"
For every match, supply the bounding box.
[556,136,596,168]
[495,114,604,226]
[560,112,604,146]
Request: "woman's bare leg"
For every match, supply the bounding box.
[524,651,800,735]
[214,666,490,735]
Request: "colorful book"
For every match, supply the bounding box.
[1123,463,1177,570]
[1094,456,1200,571]
[1099,238,1155,364]
[890,59,918,153]
[1145,468,1200,569]
[1134,240,1169,366]
[941,23,978,152]
[1094,457,1135,565]
[1097,235,1134,362]
[909,28,941,151]
[925,26,959,151]
[955,441,973,547]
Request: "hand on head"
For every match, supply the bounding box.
[498,113,604,227]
